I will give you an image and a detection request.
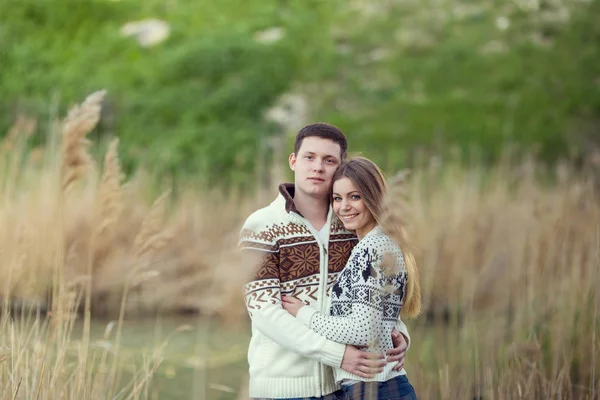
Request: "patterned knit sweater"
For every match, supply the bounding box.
[240,185,411,398]
[296,226,408,384]
[240,184,357,398]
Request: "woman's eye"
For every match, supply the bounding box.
[333,197,342,202]
[351,195,361,200]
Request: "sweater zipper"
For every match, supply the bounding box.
[292,211,330,395]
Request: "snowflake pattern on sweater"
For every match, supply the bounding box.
[307,226,407,353]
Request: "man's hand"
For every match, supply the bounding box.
[340,345,386,379]
[386,329,408,372]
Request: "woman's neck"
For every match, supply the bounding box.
[356,222,377,241]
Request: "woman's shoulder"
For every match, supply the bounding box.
[361,228,400,247]
[358,228,403,257]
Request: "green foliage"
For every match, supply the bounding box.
[313,0,600,172]
[1,0,599,184]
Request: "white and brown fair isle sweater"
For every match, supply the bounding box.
[296,225,409,384]
[240,184,411,398]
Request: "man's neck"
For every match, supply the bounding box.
[293,191,329,231]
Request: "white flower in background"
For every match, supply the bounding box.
[264,93,308,132]
[495,16,510,31]
[120,19,170,47]
[254,27,285,44]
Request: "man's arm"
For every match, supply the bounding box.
[241,230,346,368]
[295,246,405,348]
[241,219,386,376]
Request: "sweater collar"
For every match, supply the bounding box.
[278,183,301,215]
[278,183,332,219]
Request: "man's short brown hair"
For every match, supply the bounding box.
[294,123,348,161]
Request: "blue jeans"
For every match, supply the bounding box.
[254,388,344,400]
[341,375,417,400]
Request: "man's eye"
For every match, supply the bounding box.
[305,155,313,160]
[326,159,336,164]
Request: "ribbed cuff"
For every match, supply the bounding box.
[296,306,317,327]
[296,307,345,368]
[319,340,346,368]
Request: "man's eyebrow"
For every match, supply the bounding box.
[301,150,339,158]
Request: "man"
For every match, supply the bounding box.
[240,123,410,399]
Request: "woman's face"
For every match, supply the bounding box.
[332,177,377,240]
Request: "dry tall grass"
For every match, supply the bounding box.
[0,91,598,398]
[0,92,255,398]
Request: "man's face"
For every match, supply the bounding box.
[289,137,342,199]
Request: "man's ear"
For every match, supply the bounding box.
[288,153,296,171]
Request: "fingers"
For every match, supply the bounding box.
[386,350,406,363]
[362,351,385,360]
[386,348,406,371]
[281,295,303,305]
[353,366,378,379]
[351,370,374,379]
[361,358,387,369]
[357,352,385,377]
[386,346,407,356]
[351,363,384,378]
[391,329,400,346]
[281,296,298,305]
[392,360,405,372]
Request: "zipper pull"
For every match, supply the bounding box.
[322,244,328,255]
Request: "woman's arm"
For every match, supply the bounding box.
[296,245,405,347]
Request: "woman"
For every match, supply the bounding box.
[282,156,421,400]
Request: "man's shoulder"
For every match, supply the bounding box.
[329,217,356,237]
[243,203,282,227]
[239,195,306,245]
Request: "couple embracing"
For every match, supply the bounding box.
[240,123,421,400]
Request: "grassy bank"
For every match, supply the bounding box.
[1,0,599,181]
[0,92,598,398]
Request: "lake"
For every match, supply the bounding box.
[70,316,251,400]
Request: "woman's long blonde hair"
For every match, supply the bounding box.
[332,157,421,318]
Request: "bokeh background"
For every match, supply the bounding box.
[0,0,599,399]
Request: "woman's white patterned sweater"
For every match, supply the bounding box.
[296,226,409,384]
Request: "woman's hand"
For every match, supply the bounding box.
[281,295,305,317]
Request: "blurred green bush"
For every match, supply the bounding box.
[1,0,599,184]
